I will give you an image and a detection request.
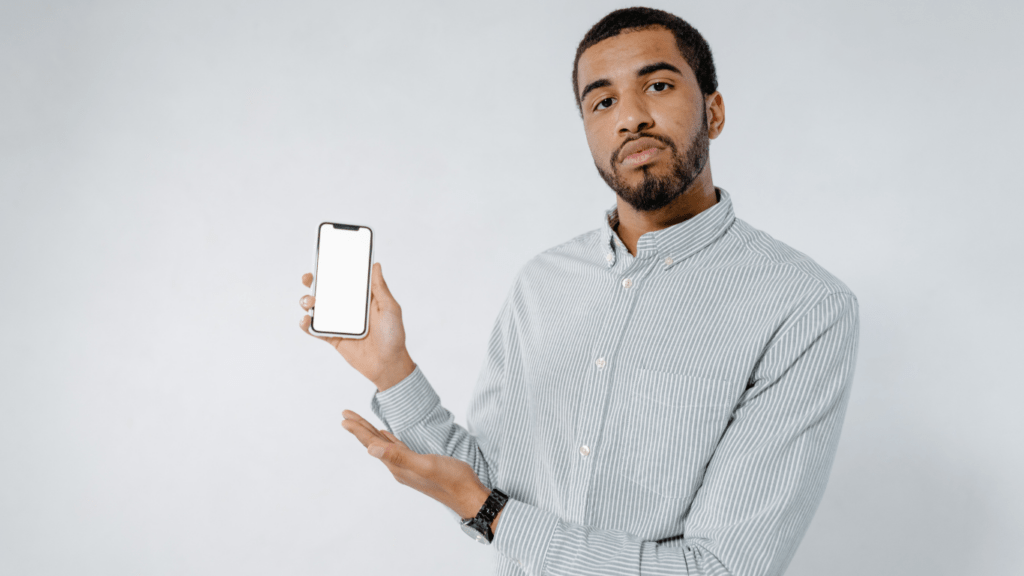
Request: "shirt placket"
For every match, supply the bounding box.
[566,237,650,526]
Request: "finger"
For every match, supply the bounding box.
[380,429,406,447]
[302,272,313,288]
[342,409,378,429]
[342,419,387,448]
[342,411,390,442]
[299,314,330,342]
[368,441,407,468]
[342,410,388,437]
[299,294,315,311]
[352,418,390,444]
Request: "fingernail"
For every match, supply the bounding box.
[368,445,385,458]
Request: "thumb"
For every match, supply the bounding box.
[373,262,395,304]
[368,442,403,467]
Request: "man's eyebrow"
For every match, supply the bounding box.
[636,61,683,78]
[579,62,684,103]
[580,79,611,103]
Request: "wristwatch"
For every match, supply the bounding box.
[460,488,509,544]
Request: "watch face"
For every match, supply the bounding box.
[461,522,486,542]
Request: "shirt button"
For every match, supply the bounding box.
[579,445,591,456]
[595,357,606,368]
[622,278,632,288]
[606,253,614,262]
[664,256,673,266]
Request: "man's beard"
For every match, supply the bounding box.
[596,108,710,213]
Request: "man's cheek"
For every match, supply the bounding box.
[589,148,611,173]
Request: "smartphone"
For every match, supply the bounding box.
[309,222,374,339]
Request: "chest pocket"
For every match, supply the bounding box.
[605,368,735,500]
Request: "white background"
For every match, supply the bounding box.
[2,1,1022,574]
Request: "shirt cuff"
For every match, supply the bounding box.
[492,498,562,575]
[369,364,440,433]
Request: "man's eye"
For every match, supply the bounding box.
[649,82,670,92]
[596,98,615,110]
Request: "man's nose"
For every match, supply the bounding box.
[615,93,653,134]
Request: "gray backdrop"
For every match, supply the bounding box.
[2,1,1022,574]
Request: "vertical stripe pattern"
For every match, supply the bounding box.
[371,188,859,576]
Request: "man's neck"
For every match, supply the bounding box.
[614,168,718,257]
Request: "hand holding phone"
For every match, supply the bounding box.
[299,224,416,391]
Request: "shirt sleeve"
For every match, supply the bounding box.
[490,291,860,576]
[369,280,515,492]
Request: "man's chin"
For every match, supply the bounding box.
[615,188,680,213]
[619,159,671,177]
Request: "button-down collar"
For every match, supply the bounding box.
[601,187,735,270]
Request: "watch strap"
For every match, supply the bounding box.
[475,488,509,526]
[460,488,509,544]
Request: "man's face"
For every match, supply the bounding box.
[576,27,710,212]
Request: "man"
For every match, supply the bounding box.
[298,7,858,576]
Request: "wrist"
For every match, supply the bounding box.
[374,352,416,392]
[458,483,491,520]
[458,486,508,544]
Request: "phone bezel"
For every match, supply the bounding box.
[309,222,374,339]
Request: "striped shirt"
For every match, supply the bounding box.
[371,188,859,576]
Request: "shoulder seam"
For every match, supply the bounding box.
[729,220,851,294]
[770,291,858,346]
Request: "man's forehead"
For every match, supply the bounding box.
[577,27,691,84]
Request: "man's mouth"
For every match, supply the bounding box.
[617,136,668,168]
[621,147,661,166]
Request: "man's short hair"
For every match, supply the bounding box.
[572,7,718,115]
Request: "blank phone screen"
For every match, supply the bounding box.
[311,223,372,336]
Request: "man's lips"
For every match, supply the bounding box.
[618,137,667,167]
[622,147,661,166]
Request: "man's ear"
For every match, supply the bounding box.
[707,91,725,139]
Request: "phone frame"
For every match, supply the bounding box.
[309,222,374,339]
